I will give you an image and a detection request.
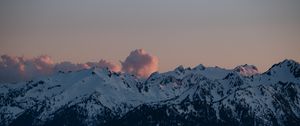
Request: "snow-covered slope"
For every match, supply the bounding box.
[234,64,259,76]
[0,59,300,126]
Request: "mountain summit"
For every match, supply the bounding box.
[1,59,300,126]
[234,64,259,76]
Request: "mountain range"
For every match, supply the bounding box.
[1,59,300,126]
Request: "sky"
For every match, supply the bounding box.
[1,0,300,74]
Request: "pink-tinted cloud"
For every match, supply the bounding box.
[0,49,157,82]
[121,49,158,78]
[87,59,121,72]
[0,55,54,83]
[0,55,121,83]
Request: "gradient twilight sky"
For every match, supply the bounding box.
[0,0,300,72]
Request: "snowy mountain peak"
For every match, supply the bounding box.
[265,59,300,78]
[281,59,299,65]
[1,59,300,126]
[193,64,206,70]
[174,65,185,72]
[234,64,259,76]
[269,59,299,69]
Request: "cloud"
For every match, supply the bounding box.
[86,59,121,72]
[0,55,121,83]
[121,49,158,78]
[0,49,157,83]
[0,55,54,83]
